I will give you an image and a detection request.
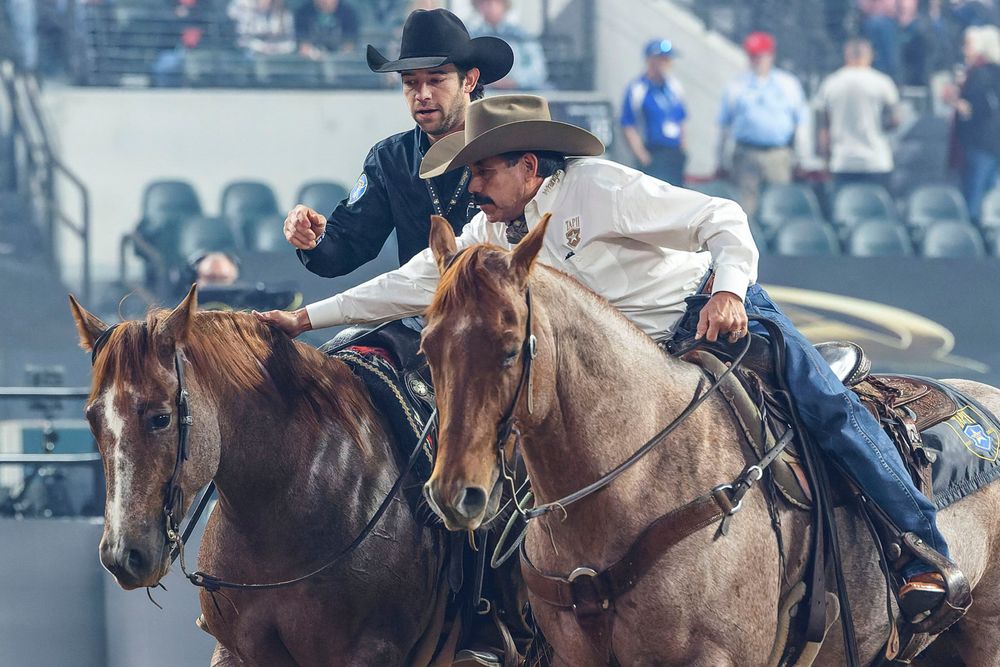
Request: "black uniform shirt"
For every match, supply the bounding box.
[297,126,479,277]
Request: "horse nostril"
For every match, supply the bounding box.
[453,486,488,519]
[126,548,145,574]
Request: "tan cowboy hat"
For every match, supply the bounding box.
[419,95,605,179]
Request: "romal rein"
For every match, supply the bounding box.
[90,324,437,593]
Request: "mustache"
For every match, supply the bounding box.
[472,194,495,206]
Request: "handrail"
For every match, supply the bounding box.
[0,453,100,465]
[0,387,90,399]
[0,59,92,302]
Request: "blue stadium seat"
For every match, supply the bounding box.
[979,188,1000,241]
[296,181,350,217]
[139,180,202,234]
[243,213,286,253]
[220,180,280,246]
[832,183,897,228]
[757,184,824,235]
[846,220,913,257]
[906,185,970,234]
[772,219,841,256]
[175,216,241,265]
[919,221,985,258]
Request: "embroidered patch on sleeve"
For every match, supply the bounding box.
[347,173,368,206]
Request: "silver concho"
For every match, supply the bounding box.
[409,378,429,397]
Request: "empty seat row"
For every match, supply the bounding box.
[764,218,996,258]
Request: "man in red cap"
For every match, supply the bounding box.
[718,31,807,217]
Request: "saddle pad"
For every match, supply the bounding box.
[917,380,1000,509]
[333,346,439,525]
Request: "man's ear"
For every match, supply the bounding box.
[509,213,551,286]
[462,66,481,95]
[68,294,110,353]
[429,215,458,274]
[158,283,198,351]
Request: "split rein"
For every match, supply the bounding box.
[89,323,436,594]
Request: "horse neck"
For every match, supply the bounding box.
[524,272,714,510]
[208,346,396,537]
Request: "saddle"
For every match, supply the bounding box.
[681,334,977,663]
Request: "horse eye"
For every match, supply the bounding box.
[149,414,171,431]
[502,349,519,368]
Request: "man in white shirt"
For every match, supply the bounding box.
[815,37,901,192]
[257,94,957,617]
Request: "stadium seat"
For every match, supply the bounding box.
[296,181,349,216]
[686,180,738,201]
[919,221,985,258]
[979,188,1000,241]
[906,185,970,232]
[174,216,241,265]
[221,180,280,245]
[139,180,202,234]
[757,184,824,234]
[772,219,841,256]
[846,221,914,257]
[832,183,897,228]
[244,214,287,253]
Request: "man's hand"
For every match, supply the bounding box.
[284,205,327,250]
[696,291,749,343]
[254,308,312,338]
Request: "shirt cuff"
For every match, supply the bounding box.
[305,295,346,331]
[711,265,751,302]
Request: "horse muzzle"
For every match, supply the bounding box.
[100,536,167,590]
[424,480,491,531]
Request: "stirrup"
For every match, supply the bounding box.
[897,533,972,635]
[898,572,946,619]
[453,649,501,667]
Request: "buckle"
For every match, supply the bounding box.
[568,567,610,612]
[712,483,743,515]
[568,566,597,582]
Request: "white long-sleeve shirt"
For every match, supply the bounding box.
[306,158,759,341]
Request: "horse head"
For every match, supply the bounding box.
[421,214,551,531]
[69,286,221,590]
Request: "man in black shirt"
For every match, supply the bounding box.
[283,8,513,277]
[294,0,360,57]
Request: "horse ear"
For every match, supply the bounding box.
[429,215,457,274]
[159,284,198,348]
[509,213,551,286]
[68,294,109,353]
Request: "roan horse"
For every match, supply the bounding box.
[419,214,1000,666]
[69,287,451,666]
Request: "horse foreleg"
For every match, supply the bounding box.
[210,643,242,667]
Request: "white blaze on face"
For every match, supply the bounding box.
[102,385,132,543]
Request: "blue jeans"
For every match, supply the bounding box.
[680,284,948,577]
[962,148,999,223]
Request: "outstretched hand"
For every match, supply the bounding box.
[696,291,749,343]
[254,308,312,339]
[283,205,327,250]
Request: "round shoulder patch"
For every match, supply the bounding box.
[347,173,368,206]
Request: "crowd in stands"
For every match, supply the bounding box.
[621,2,1000,261]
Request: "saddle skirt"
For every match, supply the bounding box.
[684,341,1000,513]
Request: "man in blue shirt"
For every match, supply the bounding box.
[621,39,688,185]
[282,9,513,277]
[718,31,807,217]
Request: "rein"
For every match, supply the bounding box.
[90,322,437,593]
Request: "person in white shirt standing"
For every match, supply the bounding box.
[257,94,960,619]
[815,37,901,193]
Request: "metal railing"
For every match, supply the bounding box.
[0,59,92,302]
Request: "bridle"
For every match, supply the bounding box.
[89,322,435,593]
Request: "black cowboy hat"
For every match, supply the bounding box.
[366,9,513,85]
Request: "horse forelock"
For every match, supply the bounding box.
[427,244,513,323]
[90,309,371,449]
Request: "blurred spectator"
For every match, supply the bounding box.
[228,0,296,56]
[5,0,37,70]
[859,0,901,79]
[718,31,807,217]
[295,0,360,59]
[948,0,1000,29]
[816,38,900,191]
[193,251,240,286]
[944,24,1000,221]
[899,0,951,87]
[151,0,218,87]
[467,0,548,90]
[620,39,687,184]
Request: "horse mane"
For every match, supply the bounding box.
[90,310,372,447]
[428,243,666,352]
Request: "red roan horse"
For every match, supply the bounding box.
[419,214,1000,666]
[70,288,452,666]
